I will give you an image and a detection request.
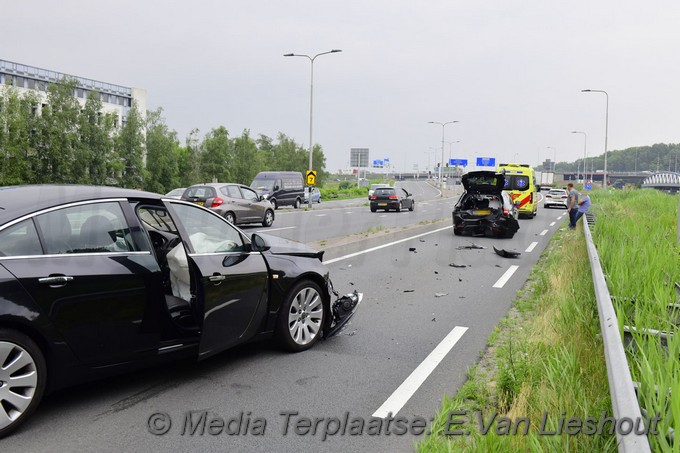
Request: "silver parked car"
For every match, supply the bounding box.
[181,183,275,227]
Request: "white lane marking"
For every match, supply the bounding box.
[550,222,556,226]
[540,229,549,236]
[379,214,387,218]
[315,214,327,217]
[373,326,468,418]
[493,265,520,288]
[324,226,453,264]
[525,242,538,253]
[345,212,353,214]
[256,226,297,233]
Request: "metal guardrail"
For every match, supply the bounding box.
[583,215,652,452]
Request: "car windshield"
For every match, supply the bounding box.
[251,179,275,191]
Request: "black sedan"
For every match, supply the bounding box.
[452,171,520,238]
[0,185,361,437]
[369,187,415,212]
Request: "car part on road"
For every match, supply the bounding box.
[456,243,486,250]
[325,290,362,338]
[493,246,521,258]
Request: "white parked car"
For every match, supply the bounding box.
[544,189,569,209]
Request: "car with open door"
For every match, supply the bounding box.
[0,185,361,438]
[452,171,520,238]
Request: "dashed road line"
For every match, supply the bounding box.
[493,265,520,288]
[525,242,538,253]
[540,229,549,236]
[550,222,556,226]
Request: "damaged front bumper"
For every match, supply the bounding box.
[324,285,363,338]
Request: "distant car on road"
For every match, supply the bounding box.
[182,183,275,227]
[164,188,186,199]
[543,189,569,209]
[452,171,519,238]
[304,187,321,204]
[368,183,390,199]
[250,171,304,209]
[370,187,415,212]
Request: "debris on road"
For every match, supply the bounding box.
[493,246,521,258]
[434,292,448,297]
[449,263,467,268]
[403,289,415,293]
[408,247,417,252]
[457,243,486,250]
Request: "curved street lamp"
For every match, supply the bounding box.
[571,131,587,183]
[284,49,342,207]
[428,121,459,193]
[581,89,609,188]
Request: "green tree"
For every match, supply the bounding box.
[33,79,81,183]
[78,90,116,185]
[144,108,181,194]
[0,86,39,184]
[199,126,232,183]
[231,129,264,184]
[116,101,146,188]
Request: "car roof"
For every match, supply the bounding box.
[0,185,162,225]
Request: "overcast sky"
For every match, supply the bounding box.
[5,1,680,173]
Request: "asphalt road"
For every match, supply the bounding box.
[1,183,570,453]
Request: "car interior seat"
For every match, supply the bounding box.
[79,215,116,251]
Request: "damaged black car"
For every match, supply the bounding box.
[452,171,520,238]
[0,185,361,437]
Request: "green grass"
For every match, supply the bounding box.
[589,188,680,451]
[319,186,368,200]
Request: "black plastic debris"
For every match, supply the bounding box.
[457,243,486,250]
[419,239,426,242]
[408,247,417,252]
[449,263,467,268]
[493,246,521,258]
[404,289,415,293]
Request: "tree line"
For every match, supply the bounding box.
[554,142,680,174]
[0,79,328,194]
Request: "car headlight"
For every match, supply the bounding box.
[262,194,269,200]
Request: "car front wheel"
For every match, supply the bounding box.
[277,281,325,352]
[294,198,301,209]
[0,329,46,439]
[262,209,274,227]
[224,212,235,224]
[409,201,414,211]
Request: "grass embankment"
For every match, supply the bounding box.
[319,179,393,201]
[590,189,679,451]
[419,206,615,451]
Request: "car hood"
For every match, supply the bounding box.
[256,233,324,261]
[462,171,505,193]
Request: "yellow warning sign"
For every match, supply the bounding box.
[306,170,317,186]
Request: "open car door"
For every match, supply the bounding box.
[167,201,269,359]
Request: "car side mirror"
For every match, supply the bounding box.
[259,195,265,202]
[251,233,270,252]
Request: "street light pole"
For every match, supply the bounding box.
[581,89,609,188]
[429,121,458,194]
[284,49,342,207]
[571,131,587,183]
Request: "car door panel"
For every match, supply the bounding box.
[166,202,269,358]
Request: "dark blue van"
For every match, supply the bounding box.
[251,171,305,209]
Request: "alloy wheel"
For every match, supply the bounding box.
[287,287,323,346]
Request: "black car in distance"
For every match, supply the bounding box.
[369,187,415,212]
[452,171,520,238]
[0,185,361,438]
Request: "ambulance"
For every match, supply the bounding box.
[496,163,538,218]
